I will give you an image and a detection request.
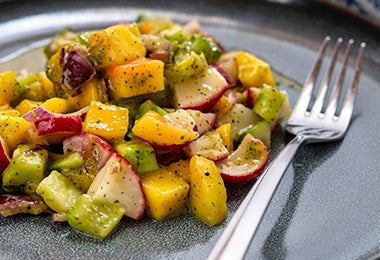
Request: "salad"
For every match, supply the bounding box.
[0,15,291,239]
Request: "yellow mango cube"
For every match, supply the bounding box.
[15,99,42,115]
[189,155,227,226]
[67,78,108,110]
[161,159,191,184]
[41,97,73,114]
[132,111,199,147]
[88,23,146,69]
[214,123,233,152]
[211,95,234,120]
[141,169,190,221]
[235,51,276,88]
[83,101,129,143]
[0,115,31,151]
[106,58,165,99]
[0,71,17,106]
[0,105,20,117]
[37,71,55,99]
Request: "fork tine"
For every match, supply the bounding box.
[311,38,343,114]
[292,36,331,114]
[325,39,354,119]
[324,39,354,117]
[336,41,366,123]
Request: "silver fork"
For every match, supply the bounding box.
[208,36,366,260]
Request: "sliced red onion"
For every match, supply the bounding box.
[0,194,48,217]
[60,49,96,90]
[23,106,55,123]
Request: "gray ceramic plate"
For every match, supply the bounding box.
[0,1,379,259]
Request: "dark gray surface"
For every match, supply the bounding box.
[0,1,379,259]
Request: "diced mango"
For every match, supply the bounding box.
[18,73,54,102]
[161,159,191,184]
[189,155,227,226]
[106,58,165,99]
[0,71,17,106]
[132,110,199,147]
[211,95,234,120]
[67,78,108,110]
[141,169,190,221]
[88,23,146,69]
[0,116,31,151]
[0,105,20,117]
[214,123,233,152]
[37,71,55,99]
[15,99,42,115]
[137,15,173,34]
[46,50,63,85]
[83,101,129,143]
[41,97,73,114]
[235,51,276,87]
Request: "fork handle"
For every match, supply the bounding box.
[208,135,306,260]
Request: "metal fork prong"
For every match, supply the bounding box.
[311,37,343,115]
[338,41,366,123]
[292,36,331,114]
[324,39,354,118]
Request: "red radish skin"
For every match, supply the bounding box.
[87,153,146,220]
[63,133,114,172]
[174,67,228,112]
[0,136,10,174]
[217,134,269,184]
[185,110,216,135]
[34,115,82,136]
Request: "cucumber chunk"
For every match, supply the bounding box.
[190,33,222,63]
[2,144,48,194]
[36,170,82,213]
[114,138,159,174]
[138,99,168,117]
[49,152,84,171]
[238,120,271,147]
[253,84,286,123]
[67,194,125,239]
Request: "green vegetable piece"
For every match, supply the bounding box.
[2,144,48,194]
[49,152,84,171]
[253,84,286,123]
[138,99,168,118]
[114,138,159,174]
[60,167,94,193]
[137,15,173,34]
[160,25,190,43]
[45,51,66,98]
[165,51,208,84]
[43,27,79,59]
[11,73,42,106]
[77,31,95,46]
[67,194,125,239]
[191,33,222,63]
[36,170,82,213]
[238,120,271,147]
